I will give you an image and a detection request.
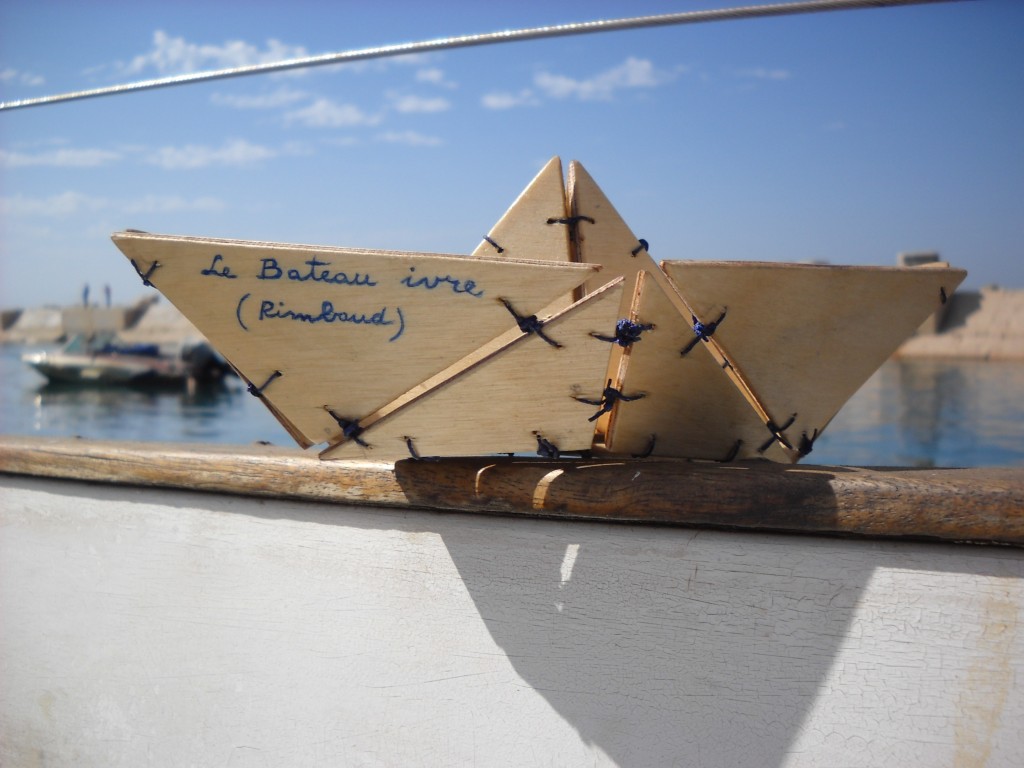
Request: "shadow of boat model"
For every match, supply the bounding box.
[433,514,1019,766]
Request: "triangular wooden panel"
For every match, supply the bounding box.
[112,231,601,448]
[569,160,665,319]
[320,281,625,461]
[661,261,968,461]
[606,272,777,461]
[564,163,759,431]
[472,156,570,263]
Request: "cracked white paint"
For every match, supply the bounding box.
[2,475,1022,767]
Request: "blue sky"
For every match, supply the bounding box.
[1,0,1022,309]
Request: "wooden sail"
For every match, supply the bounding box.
[320,279,624,460]
[605,271,774,460]
[650,260,968,461]
[472,157,571,263]
[567,160,653,318]
[112,231,601,448]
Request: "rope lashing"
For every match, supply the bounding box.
[483,235,505,253]
[499,297,562,348]
[546,215,595,245]
[326,409,369,447]
[680,309,727,357]
[247,370,282,398]
[798,429,819,457]
[546,215,595,227]
[404,436,438,461]
[758,413,797,453]
[591,318,655,348]
[130,259,161,287]
[534,432,561,459]
[576,379,646,421]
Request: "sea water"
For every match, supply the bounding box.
[1,344,1022,467]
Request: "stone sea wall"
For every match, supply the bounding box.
[0,296,201,347]
[896,287,1024,361]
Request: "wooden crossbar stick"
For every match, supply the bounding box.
[319,277,624,459]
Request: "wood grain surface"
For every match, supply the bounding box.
[111,231,600,447]
[2,435,1021,546]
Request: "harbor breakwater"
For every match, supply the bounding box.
[895,286,1024,361]
[2,288,1022,360]
[0,296,205,347]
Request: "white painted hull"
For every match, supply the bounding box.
[2,473,1022,767]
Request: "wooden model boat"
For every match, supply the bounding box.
[3,3,1020,763]
[112,158,966,462]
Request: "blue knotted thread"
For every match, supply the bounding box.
[592,318,654,348]
[575,379,646,422]
[499,298,562,348]
[680,309,727,357]
[326,409,369,448]
[631,239,649,257]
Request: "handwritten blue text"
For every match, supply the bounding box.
[400,267,483,297]
[258,257,377,287]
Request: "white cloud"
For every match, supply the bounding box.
[389,94,451,113]
[285,98,380,127]
[0,67,45,87]
[535,57,671,101]
[123,30,309,75]
[738,67,791,81]
[416,67,457,89]
[0,191,106,217]
[481,89,540,110]
[376,130,442,147]
[281,140,315,156]
[146,138,276,169]
[0,147,121,168]
[210,87,309,109]
[121,195,225,213]
[323,137,361,148]
[0,191,226,218]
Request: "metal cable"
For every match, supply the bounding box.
[1,0,962,111]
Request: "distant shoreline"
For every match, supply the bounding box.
[3,287,1023,361]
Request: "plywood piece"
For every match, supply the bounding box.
[568,160,655,318]
[661,261,968,461]
[606,271,775,460]
[320,280,624,460]
[472,156,570,263]
[562,164,779,433]
[112,231,601,448]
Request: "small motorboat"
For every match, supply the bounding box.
[22,332,229,387]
